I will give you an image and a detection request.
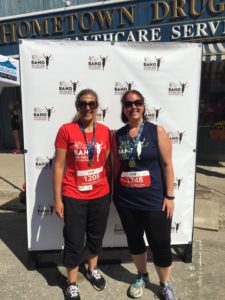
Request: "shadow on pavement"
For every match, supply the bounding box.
[196,166,225,178]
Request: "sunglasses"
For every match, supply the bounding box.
[77,101,98,110]
[123,99,144,108]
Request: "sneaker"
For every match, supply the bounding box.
[158,282,176,300]
[65,283,81,300]
[127,272,150,298]
[86,267,106,291]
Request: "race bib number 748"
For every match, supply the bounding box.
[120,170,151,188]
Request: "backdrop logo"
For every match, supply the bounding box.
[88,55,109,70]
[0,59,17,81]
[145,107,162,121]
[114,224,124,235]
[31,54,53,69]
[171,222,182,234]
[168,82,188,96]
[168,131,185,144]
[33,107,54,121]
[96,107,109,121]
[143,57,163,71]
[114,81,128,95]
[35,156,54,170]
[59,81,72,94]
[174,177,183,190]
[37,204,54,216]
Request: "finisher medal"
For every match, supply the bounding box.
[129,160,136,168]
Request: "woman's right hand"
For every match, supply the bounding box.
[54,199,64,219]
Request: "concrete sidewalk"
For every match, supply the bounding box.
[0,153,225,299]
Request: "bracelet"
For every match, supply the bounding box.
[165,195,175,200]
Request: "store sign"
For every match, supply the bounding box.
[1,0,225,55]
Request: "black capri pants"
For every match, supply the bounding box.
[62,194,110,269]
[116,206,172,268]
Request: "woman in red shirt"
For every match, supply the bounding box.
[54,89,111,300]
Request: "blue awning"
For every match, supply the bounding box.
[203,43,225,63]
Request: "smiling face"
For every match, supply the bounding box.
[77,93,98,123]
[123,92,145,123]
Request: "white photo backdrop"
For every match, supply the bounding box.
[19,39,202,251]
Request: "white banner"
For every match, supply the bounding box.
[0,54,20,87]
[19,39,202,251]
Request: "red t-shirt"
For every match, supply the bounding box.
[55,122,110,200]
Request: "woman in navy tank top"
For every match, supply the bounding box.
[113,90,176,300]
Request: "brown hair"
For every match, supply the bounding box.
[121,90,146,123]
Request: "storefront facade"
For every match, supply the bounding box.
[0,0,225,159]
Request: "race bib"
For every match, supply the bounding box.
[120,170,151,188]
[77,167,103,191]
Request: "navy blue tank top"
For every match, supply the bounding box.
[115,121,165,211]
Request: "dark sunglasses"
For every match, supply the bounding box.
[77,101,98,110]
[123,99,144,108]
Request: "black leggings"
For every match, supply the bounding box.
[63,194,110,269]
[116,206,172,267]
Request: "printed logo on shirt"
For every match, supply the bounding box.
[168,82,188,96]
[145,107,162,122]
[143,57,163,71]
[35,156,54,170]
[174,177,183,190]
[33,107,55,121]
[59,80,80,95]
[117,137,148,160]
[114,224,124,235]
[96,107,109,122]
[73,140,105,162]
[88,55,109,70]
[31,54,53,69]
[37,204,54,216]
[168,131,185,144]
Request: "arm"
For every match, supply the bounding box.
[111,130,120,192]
[157,125,175,218]
[104,149,112,192]
[53,147,67,219]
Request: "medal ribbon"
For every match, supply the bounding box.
[126,122,144,161]
[78,121,96,162]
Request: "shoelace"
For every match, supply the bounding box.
[68,285,79,297]
[162,284,175,300]
[92,268,101,280]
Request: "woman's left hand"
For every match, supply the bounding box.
[162,198,174,219]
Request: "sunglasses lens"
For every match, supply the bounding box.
[78,101,97,109]
[124,100,144,108]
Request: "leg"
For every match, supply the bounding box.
[67,266,79,284]
[116,205,147,272]
[86,194,110,270]
[86,194,110,290]
[12,129,21,151]
[116,206,150,298]
[62,196,87,283]
[143,211,172,283]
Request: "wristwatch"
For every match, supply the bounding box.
[165,195,175,200]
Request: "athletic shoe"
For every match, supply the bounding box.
[158,282,176,300]
[86,267,106,291]
[127,272,150,298]
[65,283,81,300]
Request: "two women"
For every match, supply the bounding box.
[54,88,176,300]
